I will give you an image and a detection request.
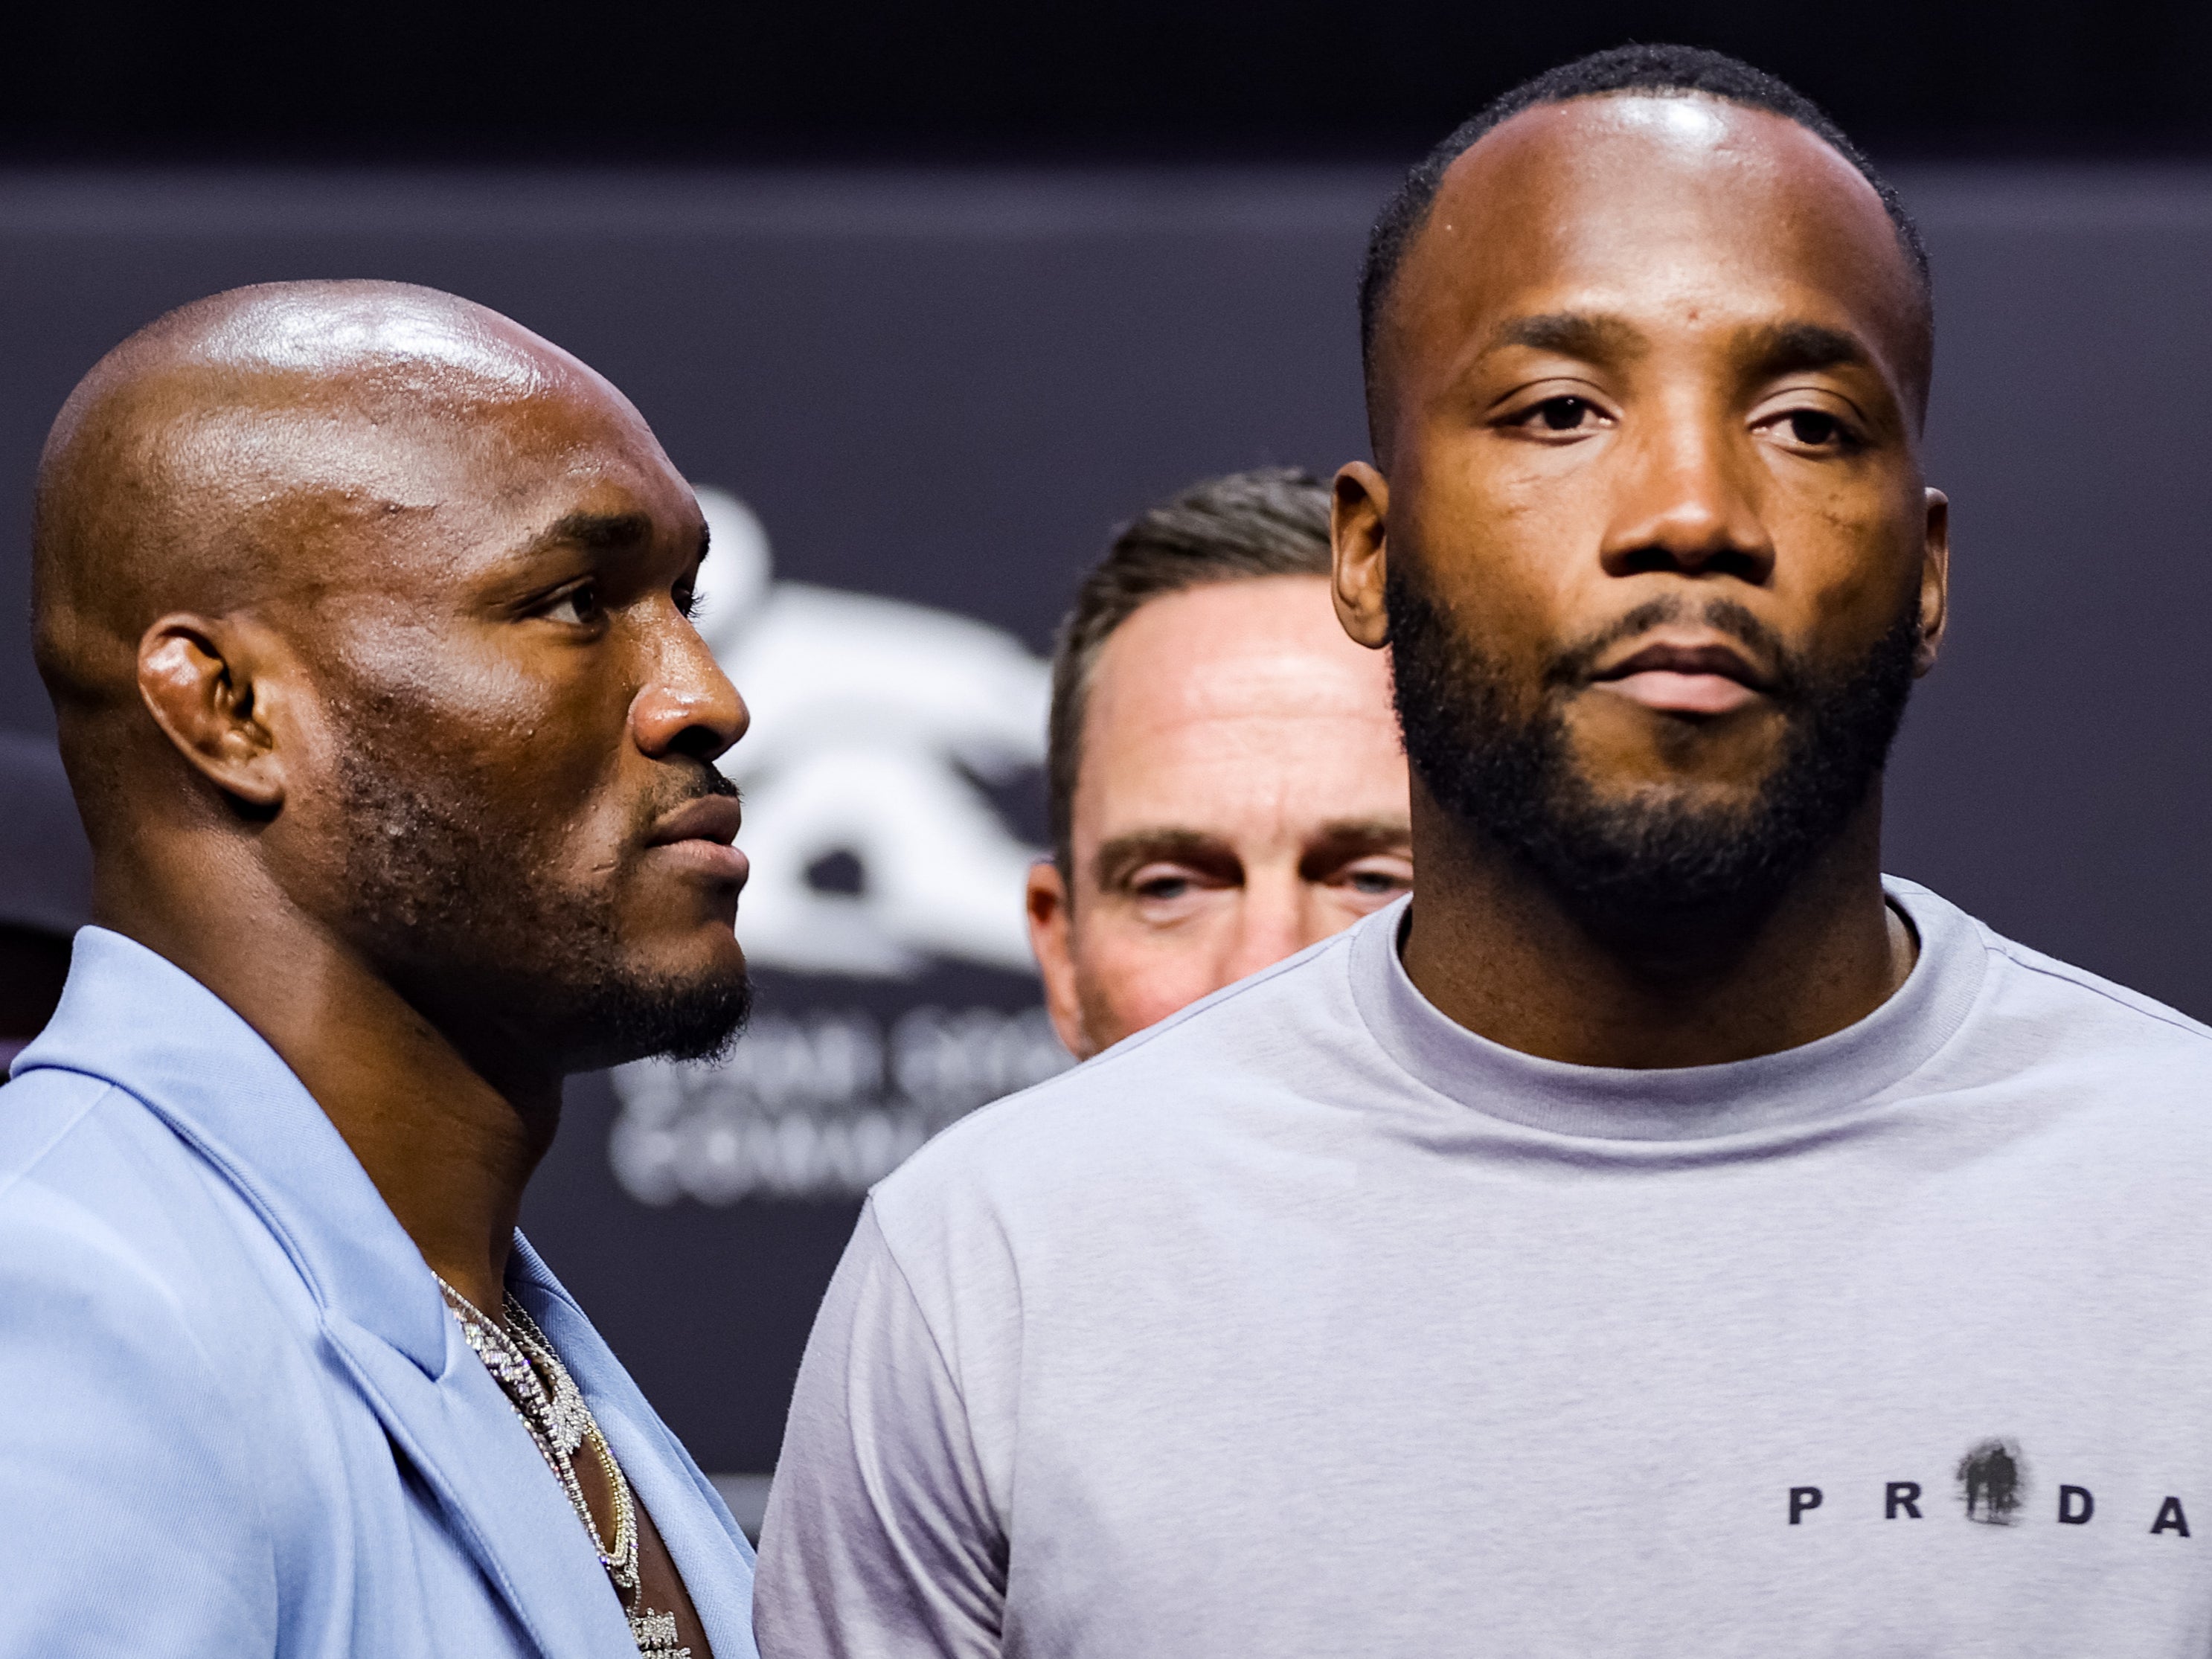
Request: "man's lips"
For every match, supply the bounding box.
[646,794,749,885]
[1589,638,1772,716]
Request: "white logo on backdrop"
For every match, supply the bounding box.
[685,488,1047,979]
[608,487,1071,1204]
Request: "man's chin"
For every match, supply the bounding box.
[1568,771,1785,835]
[547,962,754,1074]
[1564,701,1792,792]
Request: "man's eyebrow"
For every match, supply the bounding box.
[1091,829,1238,893]
[1488,312,1647,362]
[521,510,656,557]
[1298,818,1414,881]
[1739,321,1878,380]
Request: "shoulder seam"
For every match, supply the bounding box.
[0,1074,125,1206]
[1990,939,2212,1047]
[0,1085,281,1575]
[859,1200,978,1422]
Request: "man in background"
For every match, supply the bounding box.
[1025,468,1410,1055]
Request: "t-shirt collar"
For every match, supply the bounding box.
[1350,878,1989,1143]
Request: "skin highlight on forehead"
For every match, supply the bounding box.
[170,296,564,392]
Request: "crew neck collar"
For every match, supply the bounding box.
[1348,877,1989,1143]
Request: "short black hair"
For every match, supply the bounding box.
[1359,44,1933,439]
[1048,467,1333,879]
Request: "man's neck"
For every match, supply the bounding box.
[1400,784,1914,1070]
[102,850,553,1315]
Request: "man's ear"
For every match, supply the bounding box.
[1333,462,1391,650]
[136,612,289,812]
[1915,487,1950,677]
[1025,859,1093,1060]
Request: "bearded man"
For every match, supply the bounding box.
[1,282,757,1656]
[755,46,2212,1658]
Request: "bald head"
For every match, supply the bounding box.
[32,280,691,853]
[37,282,622,722]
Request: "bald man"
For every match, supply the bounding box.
[1,283,757,1657]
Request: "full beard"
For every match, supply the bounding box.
[1386,558,1920,932]
[336,739,751,1074]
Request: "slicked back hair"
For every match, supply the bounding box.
[1048,466,1333,880]
[1358,44,1934,445]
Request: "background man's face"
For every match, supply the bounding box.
[1351,95,1944,913]
[267,370,753,1071]
[1028,574,1411,1057]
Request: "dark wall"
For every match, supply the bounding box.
[1885,171,2212,1009]
[10,2,2212,159]
[1,164,2208,1470]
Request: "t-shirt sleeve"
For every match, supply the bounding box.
[754,1200,1007,1659]
[0,1201,275,1654]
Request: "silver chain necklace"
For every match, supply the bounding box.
[435,1274,691,1659]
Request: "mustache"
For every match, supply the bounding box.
[1546,597,1799,698]
[638,763,739,829]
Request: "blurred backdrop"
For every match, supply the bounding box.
[2,2,2209,1506]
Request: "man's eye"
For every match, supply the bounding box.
[1341,864,1411,896]
[1135,876,1191,902]
[675,585,701,621]
[544,585,604,626]
[1519,396,1598,433]
[1774,409,1856,450]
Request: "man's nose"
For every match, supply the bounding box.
[630,620,750,765]
[1600,410,1775,583]
[1219,873,1312,986]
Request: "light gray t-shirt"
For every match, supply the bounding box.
[755,881,2212,1657]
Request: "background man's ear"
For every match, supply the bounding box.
[1332,462,1391,651]
[136,613,289,811]
[1024,858,1094,1059]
